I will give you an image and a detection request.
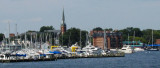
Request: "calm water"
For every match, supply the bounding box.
[0,51,160,68]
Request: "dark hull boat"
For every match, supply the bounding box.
[147,45,160,51]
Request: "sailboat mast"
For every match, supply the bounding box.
[25,32,27,49]
[15,24,17,37]
[86,33,88,46]
[69,32,71,46]
[8,21,11,51]
[80,29,81,48]
[62,33,63,46]
[152,29,153,46]
[31,33,32,49]
[104,30,106,50]
[133,31,135,47]
[128,33,129,45]
[51,33,52,46]
[35,33,37,49]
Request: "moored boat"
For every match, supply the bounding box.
[120,45,134,54]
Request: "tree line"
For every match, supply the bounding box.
[0,26,160,46]
[93,27,160,44]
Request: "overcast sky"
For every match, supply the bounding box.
[0,0,160,35]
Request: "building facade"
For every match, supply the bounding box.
[9,33,15,38]
[156,39,160,44]
[91,30,123,50]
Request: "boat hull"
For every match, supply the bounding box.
[120,49,133,54]
[147,48,159,51]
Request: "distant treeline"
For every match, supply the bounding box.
[93,27,160,44]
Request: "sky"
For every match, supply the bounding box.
[0,0,160,35]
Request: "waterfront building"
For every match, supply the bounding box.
[90,30,123,50]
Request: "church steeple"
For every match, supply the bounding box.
[61,8,67,35]
[62,8,65,24]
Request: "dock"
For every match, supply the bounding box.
[0,52,125,63]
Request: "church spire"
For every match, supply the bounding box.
[62,8,65,24]
[61,8,67,35]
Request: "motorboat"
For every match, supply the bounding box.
[134,47,144,52]
[120,45,134,53]
[81,43,102,55]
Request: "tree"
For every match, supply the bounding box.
[93,27,103,31]
[142,29,160,44]
[40,26,54,32]
[119,27,143,41]
[0,33,4,42]
[59,27,88,47]
[105,28,113,31]
[132,28,143,37]
[142,29,152,44]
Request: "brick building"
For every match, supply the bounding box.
[156,39,160,44]
[91,30,123,50]
[9,33,15,37]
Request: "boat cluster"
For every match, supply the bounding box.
[0,38,119,61]
[0,36,152,62]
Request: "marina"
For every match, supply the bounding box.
[0,0,160,68]
[0,42,125,63]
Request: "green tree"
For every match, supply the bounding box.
[132,28,143,37]
[40,26,54,32]
[60,27,88,47]
[119,27,143,41]
[105,28,113,31]
[142,29,152,44]
[142,29,160,44]
[93,27,103,31]
[0,33,4,41]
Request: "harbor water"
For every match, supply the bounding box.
[0,51,160,68]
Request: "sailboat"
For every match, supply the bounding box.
[147,30,159,51]
[132,31,144,52]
